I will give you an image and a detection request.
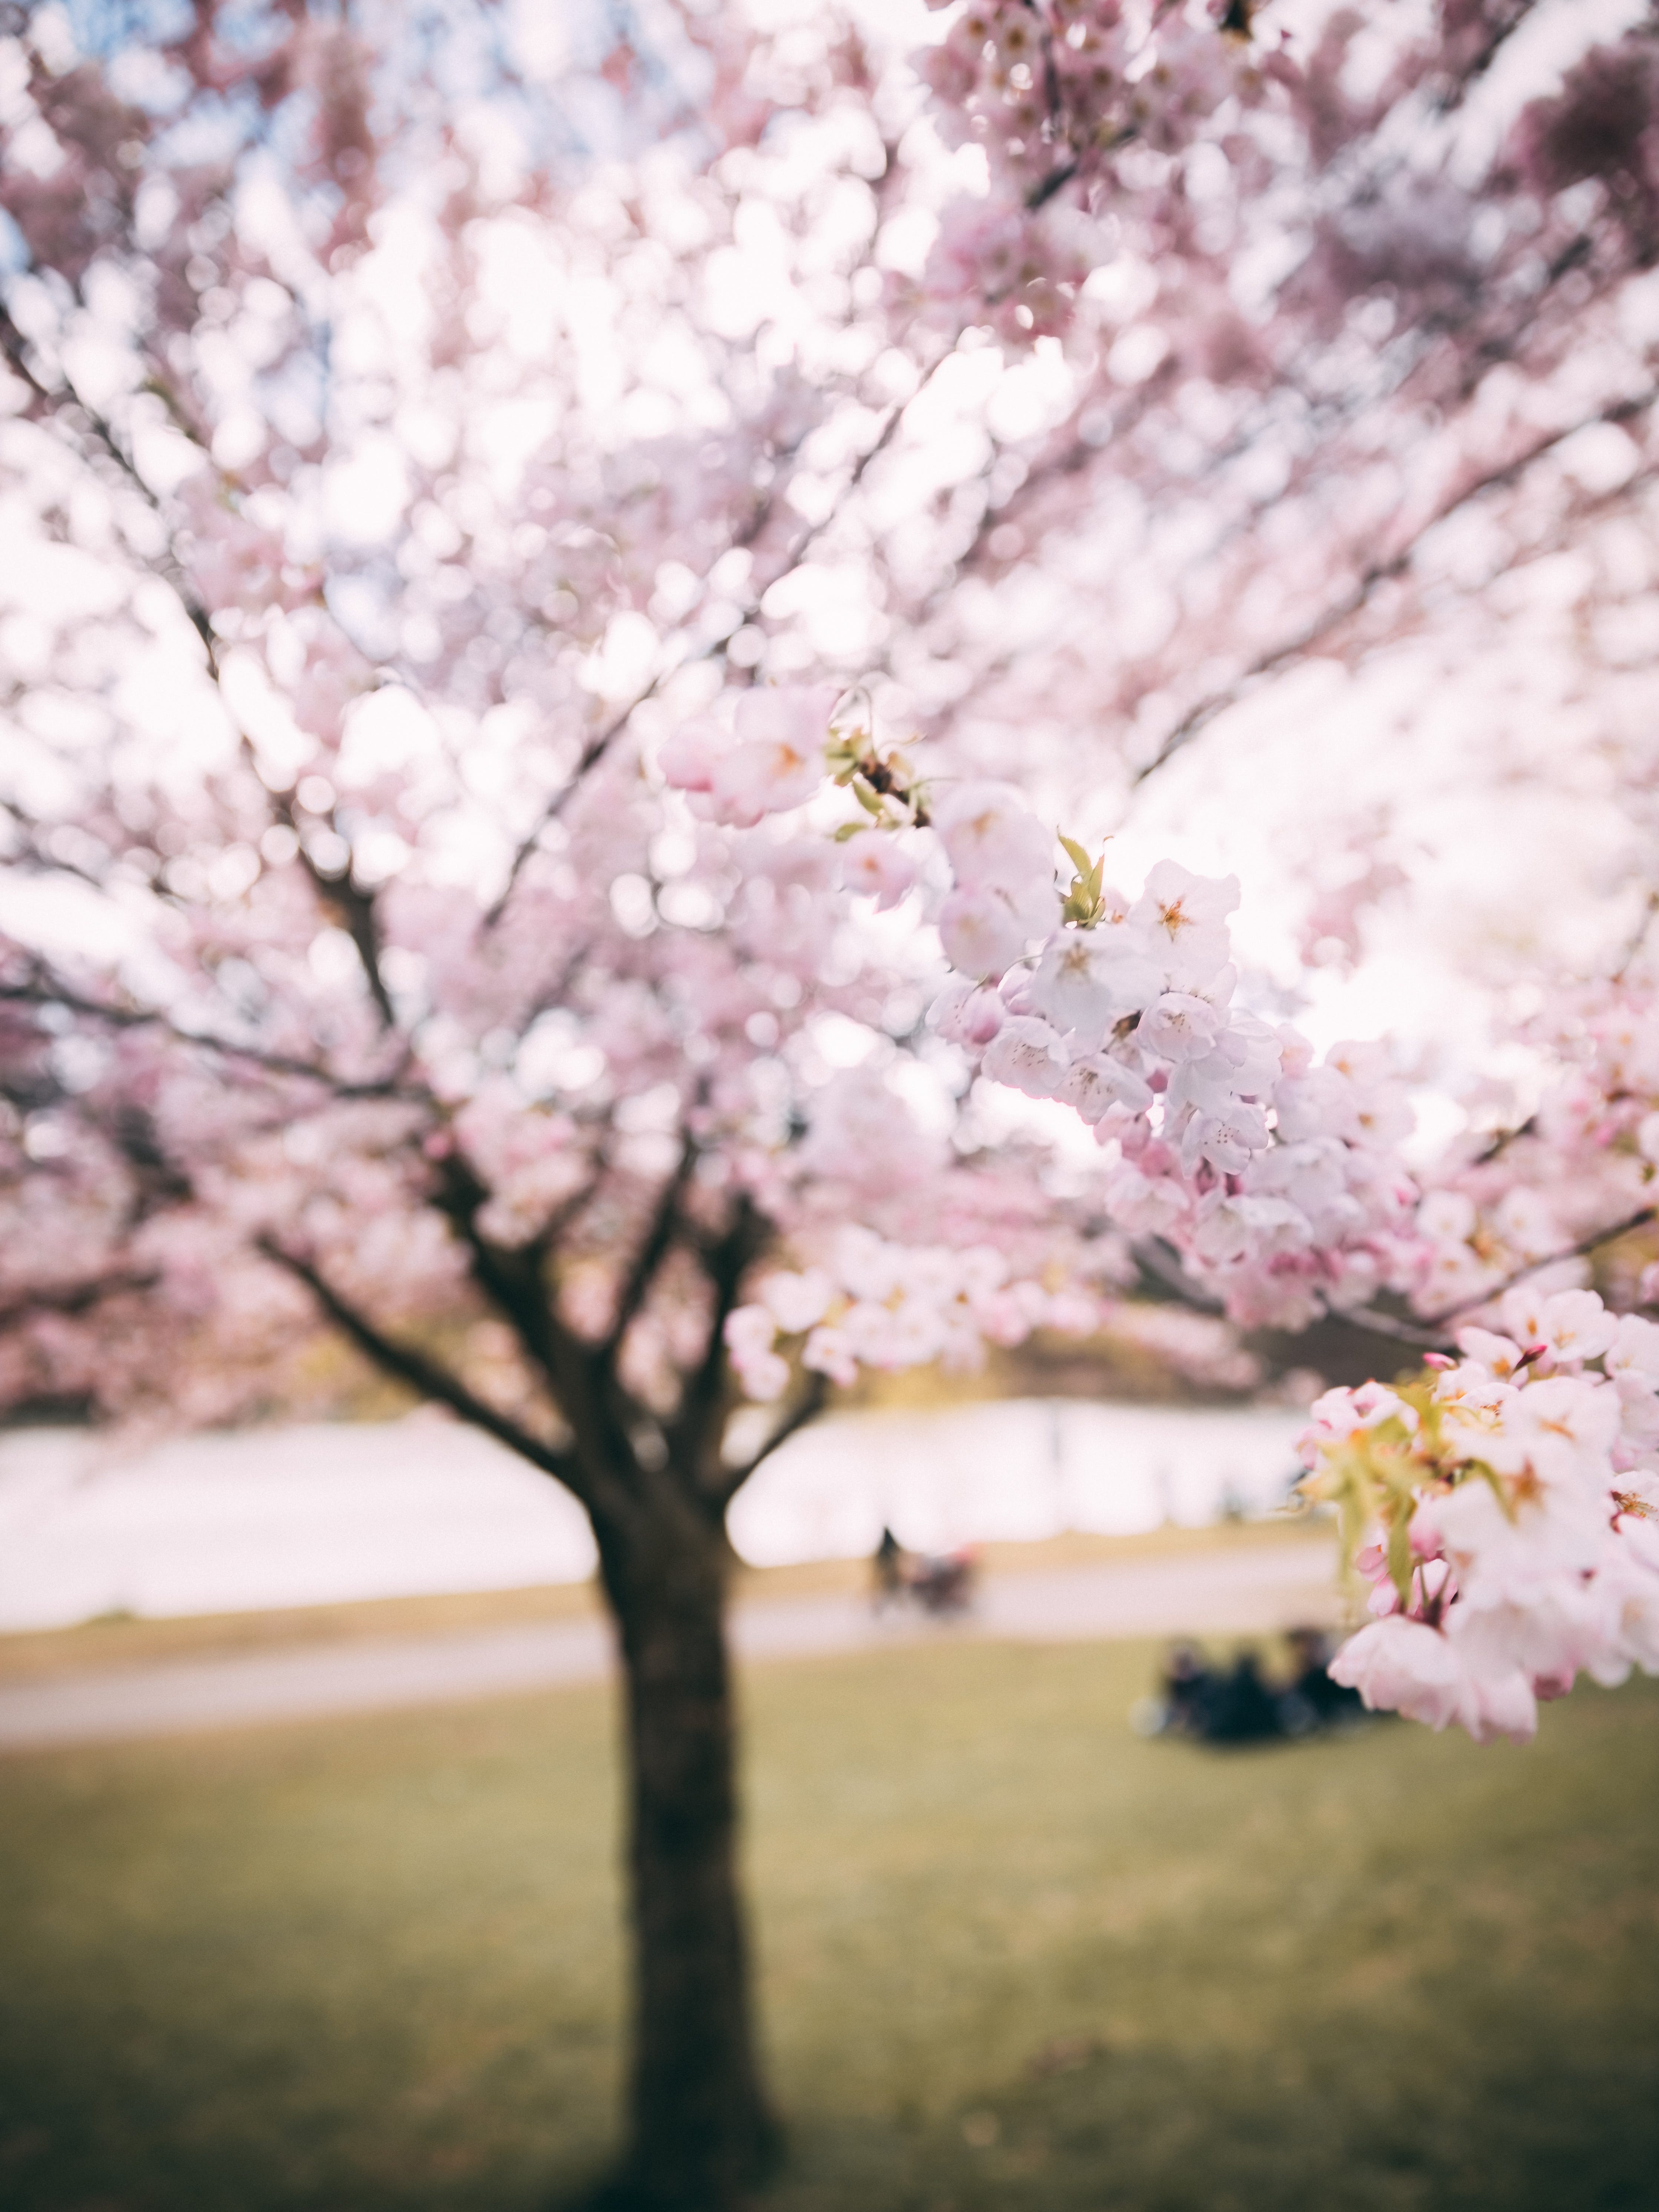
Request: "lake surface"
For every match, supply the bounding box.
[0,1400,1306,1630]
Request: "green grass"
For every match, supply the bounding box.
[1,1643,1656,2211]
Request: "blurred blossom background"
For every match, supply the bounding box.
[0,1,1657,2209]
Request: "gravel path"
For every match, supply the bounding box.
[0,1539,1338,1752]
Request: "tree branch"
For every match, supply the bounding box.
[0,298,222,671]
[2,285,428,1008]
[665,1197,769,1478]
[431,1153,568,1377]
[0,973,414,1100]
[1326,1304,1455,1353]
[486,682,668,926]
[485,352,955,932]
[715,1370,828,1507]
[1131,1236,1226,1313]
[428,1152,646,1523]
[1421,1204,1659,1330]
[257,1234,596,1501]
[602,1130,699,1360]
[0,1268,159,1337]
[1134,385,1659,786]
[1334,1203,1659,1355]
[263,780,399,1030]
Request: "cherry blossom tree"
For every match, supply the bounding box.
[3,1,1659,2203]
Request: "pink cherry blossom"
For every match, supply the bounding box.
[838,836,918,910]
[981,1016,1071,1101]
[1329,1618,1469,1733]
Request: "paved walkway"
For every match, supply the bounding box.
[0,1540,1337,1753]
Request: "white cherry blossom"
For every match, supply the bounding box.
[938,886,1041,980]
[1138,992,1224,1063]
[1130,861,1238,990]
[933,783,1056,897]
[1026,932,1161,1047]
[1057,1053,1154,1124]
[981,1015,1072,1100]
[1328,1617,1469,1732]
[1305,1290,1659,1741]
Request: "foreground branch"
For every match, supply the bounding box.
[1131,1237,1226,1313]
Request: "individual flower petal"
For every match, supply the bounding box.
[724,1304,778,1363]
[930,979,1006,1048]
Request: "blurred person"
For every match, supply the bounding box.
[1284,1625,1369,1729]
[872,1525,905,1611]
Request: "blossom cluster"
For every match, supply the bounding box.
[659,687,846,833]
[659,687,1428,1357]
[914,0,1279,345]
[1411,980,1659,1322]
[1302,1287,1659,1743]
[925,784,1422,1330]
[723,1224,1095,1401]
[662,699,1425,1339]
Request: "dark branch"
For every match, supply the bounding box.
[486,682,665,926]
[1131,1236,1226,1313]
[716,1369,828,1506]
[1336,1203,1659,1354]
[0,1268,159,1337]
[258,1234,593,1499]
[0,298,221,671]
[485,361,948,933]
[428,1153,643,1523]
[1135,385,1659,785]
[1422,1205,1659,1329]
[665,1197,769,1476]
[602,1131,699,1359]
[1470,1115,1538,1168]
[0,974,414,1099]
[1025,158,1079,212]
[1326,1305,1455,1353]
[296,846,398,1030]
[431,1152,567,1379]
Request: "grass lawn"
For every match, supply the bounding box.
[0,1639,1655,2212]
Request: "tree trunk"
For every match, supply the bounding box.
[592,1486,778,2212]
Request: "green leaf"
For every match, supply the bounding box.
[1472,1459,1517,1521]
[1386,1508,1414,1608]
[832,821,868,843]
[1058,832,1093,876]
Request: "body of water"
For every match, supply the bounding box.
[0,1400,1306,1630]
